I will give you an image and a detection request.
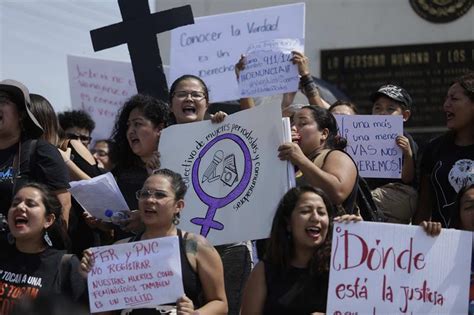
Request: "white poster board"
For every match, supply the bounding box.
[335,115,403,178]
[67,55,137,142]
[170,3,305,102]
[328,222,472,315]
[159,104,292,245]
[238,38,303,98]
[87,236,184,313]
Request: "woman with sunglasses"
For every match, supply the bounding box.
[81,169,227,314]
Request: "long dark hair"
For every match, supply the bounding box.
[110,94,169,170]
[168,75,209,125]
[266,186,335,275]
[301,106,347,150]
[29,94,60,146]
[11,182,70,250]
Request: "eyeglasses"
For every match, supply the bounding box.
[135,189,169,200]
[66,133,92,143]
[172,90,206,101]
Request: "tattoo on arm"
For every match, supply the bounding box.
[185,234,215,255]
[185,237,198,255]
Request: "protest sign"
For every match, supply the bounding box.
[170,3,305,102]
[238,38,303,98]
[67,55,137,142]
[327,222,472,315]
[335,114,403,178]
[87,237,183,313]
[159,104,293,245]
[69,172,129,221]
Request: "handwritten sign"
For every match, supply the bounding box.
[335,115,403,178]
[170,3,305,102]
[327,222,472,315]
[87,237,183,313]
[238,38,303,98]
[67,55,137,142]
[159,104,293,245]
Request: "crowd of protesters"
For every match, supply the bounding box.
[0,53,472,314]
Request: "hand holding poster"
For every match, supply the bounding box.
[238,38,303,98]
[335,115,403,178]
[327,222,472,314]
[158,104,293,245]
[87,237,183,313]
[170,3,305,102]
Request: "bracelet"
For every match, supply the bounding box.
[300,74,313,86]
[303,81,320,97]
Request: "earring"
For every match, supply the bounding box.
[7,232,15,245]
[172,214,180,226]
[43,231,53,247]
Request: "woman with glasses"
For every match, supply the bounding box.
[169,74,226,125]
[166,75,251,315]
[81,169,228,314]
[91,139,114,171]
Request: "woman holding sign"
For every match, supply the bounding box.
[0,183,87,315]
[278,106,358,214]
[241,186,361,314]
[81,169,228,315]
[167,74,251,315]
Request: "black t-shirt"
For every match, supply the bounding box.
[366,131,418,189]
[0,247,87,315]
[421,133,474,227]
[263,262,328,314]
[113,165,148,210]
[67,141,103,178]
[0,139,70,216]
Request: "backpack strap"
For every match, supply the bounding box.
[12,139,38,195]
[311,149,333,168]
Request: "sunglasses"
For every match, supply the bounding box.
[67,133,92,143]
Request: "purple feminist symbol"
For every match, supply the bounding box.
[191,134,252,237]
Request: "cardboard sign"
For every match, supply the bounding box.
[327,222,472,314]
[88,237,184,313]
[335,115,404,178]
[67,55,137,142]
[170,3,305,102]
[238,38,303,98]
[159,104,293,245]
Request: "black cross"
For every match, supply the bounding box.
[90,0,194,101]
